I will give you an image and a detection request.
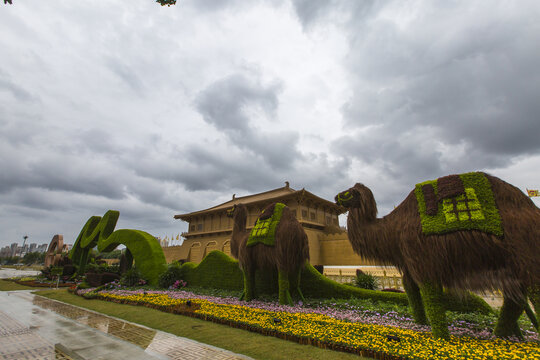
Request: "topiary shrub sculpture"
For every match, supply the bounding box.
[69,210,167,286]
[336,172,540,339]
[227,202,310,305]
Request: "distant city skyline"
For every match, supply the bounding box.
[0,241,48,258]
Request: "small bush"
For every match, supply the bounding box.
[77,281,91,290]
[169,279,187,289]
[355,273,378,290]
[158,264,183,289]
[85,263,102,274]
[120,268,145,287]
[86,263,119,274]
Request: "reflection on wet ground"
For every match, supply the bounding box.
[32,296,158,349]
[0,291,252,360]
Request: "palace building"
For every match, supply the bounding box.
[166,182,378,267]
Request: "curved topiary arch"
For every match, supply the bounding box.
[69,210,167,286]
[44,234,64,267]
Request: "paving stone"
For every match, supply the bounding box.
[0,291,252,360]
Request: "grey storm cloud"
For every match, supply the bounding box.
[291,0,377,28]
[0,77,36,102]
[195,72,302,170]
[195,73,280,132]
[296,1,540,180]
[289,0,540,213]
[1,0,538,248]
[105,58,146,97]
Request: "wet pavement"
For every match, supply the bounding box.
[0,291,253,360]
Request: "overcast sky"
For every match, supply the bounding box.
[1,0,539,249]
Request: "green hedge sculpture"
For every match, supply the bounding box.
[181,251,492,314]
[69,210,167,286]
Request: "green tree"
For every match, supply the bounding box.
[23,252,45,265]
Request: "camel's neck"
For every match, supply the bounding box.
[347,207,400,266]
[230,209,247,254]
[233,212,247,233]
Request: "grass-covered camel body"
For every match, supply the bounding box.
[227,202,309,305]
[336,172,539,339]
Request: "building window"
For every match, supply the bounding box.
[310,212,316,221]
[333,218,339,226]
[197,223,203,231]
[301,210,308,218]
[326,216,331,225]
[291,210,297,218]
[190,225,195,232]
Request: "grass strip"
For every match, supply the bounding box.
[0,279,46,291]
[35,289,372,360]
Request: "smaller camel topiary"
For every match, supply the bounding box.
[336,172,539,339]
[227,202,309,305]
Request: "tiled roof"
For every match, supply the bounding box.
[174,184,343,221]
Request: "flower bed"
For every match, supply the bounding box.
[78,288,539,360]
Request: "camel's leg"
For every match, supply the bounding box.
[402,271,428,325]
[288,268,306,303]
[494,294,525,339]
[241,267,256,302]
[528,286,540,330]
[278,270,293,305]
[296,269,306,303]
[420,281,449,339]
[524,301,538,330]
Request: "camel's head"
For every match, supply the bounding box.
[226,203,247,219]
[226,204,237,218]
[335,187,359,208]
[335,183,377,220]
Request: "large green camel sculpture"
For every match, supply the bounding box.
[336,172,539,339]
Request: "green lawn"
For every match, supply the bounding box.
[0,279,45,291]
[36,289,373,360]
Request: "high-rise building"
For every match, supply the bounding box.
[0,247,11,258]
[10,243,18,257]
[29,243,37,252]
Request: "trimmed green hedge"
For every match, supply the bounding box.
[181,251,278,295]
[181,251,243,291]
[180,251,492,315]
[300,263,408,304]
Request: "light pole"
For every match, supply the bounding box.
[22,235,28,257]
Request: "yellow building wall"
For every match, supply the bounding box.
[164,229,378,267]
[304,229,322,265]
[163,235,232,264]
[319,233,377,266]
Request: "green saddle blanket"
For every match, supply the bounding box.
[247,203,286,247]
[414,172,503,237]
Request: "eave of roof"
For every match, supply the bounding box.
[174,185,345,221]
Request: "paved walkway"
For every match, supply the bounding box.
[0,268,41,279]
[0,290,253,360]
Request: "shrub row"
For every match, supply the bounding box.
[176,251,492,314]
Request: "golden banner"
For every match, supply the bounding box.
[527,189,539,197]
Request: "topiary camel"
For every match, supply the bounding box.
[226,202,310,305]
[336,172,540,339]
